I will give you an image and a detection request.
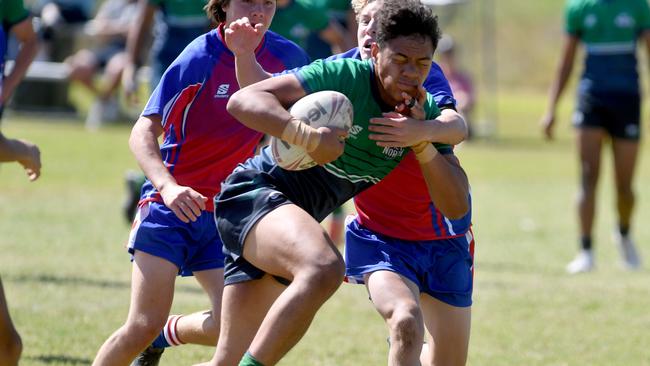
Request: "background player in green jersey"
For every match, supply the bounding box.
[541,0,650,273]
[0,0,40,364]
[203,1,469,365]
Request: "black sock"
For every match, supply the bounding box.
[581,236,592,251]
[619,225,629,237]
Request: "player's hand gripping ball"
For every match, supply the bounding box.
[271,91,353,170]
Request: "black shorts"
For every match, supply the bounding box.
[214,169,291,286]
[573,92,641,140]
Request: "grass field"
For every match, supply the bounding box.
[2,87,650,366]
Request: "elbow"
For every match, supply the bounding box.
[441,200,470,220]
[128,118,148,155]
[226,90,245,120]
[455,115,469,144]
[128,126,140,155]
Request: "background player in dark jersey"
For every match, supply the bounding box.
[0,0,40,364]
[91,1,309,365]
[204,2,469,365]
[541,0,650,273]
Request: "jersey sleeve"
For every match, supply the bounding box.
[565,0,582,36]
[423,62,456,108]
[3,0,29,28]
[294,59,358,96]
[141,42,210,128]
[281,43,311,70]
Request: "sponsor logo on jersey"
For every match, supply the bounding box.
[382,146,405,159]
[348,125,363,139]
[615,13,635,28]
[584,14,597,28]
[214,84,230,98]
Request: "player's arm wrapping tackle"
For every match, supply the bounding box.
[411,140,438,164]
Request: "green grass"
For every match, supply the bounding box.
[2,87,650,366]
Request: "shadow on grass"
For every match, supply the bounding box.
[5,273,202,294]
[25,354,92,365]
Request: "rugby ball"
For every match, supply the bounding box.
[271,90,354,170]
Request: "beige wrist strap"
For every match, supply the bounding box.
[411,141,438,164]
[281,117,321,152]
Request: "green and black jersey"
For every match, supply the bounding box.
[566,0,650,94]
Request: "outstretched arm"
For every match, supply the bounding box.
[1,17,38,105]
[368,88,468,147]
[369,91,469,218]
[541,34,579,140]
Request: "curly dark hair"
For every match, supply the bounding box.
[375,0,440,52]
[204,0,230,24]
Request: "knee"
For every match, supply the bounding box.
[616,186,634,202]
[580,166,599,191]
[124,316,167,344]
[388,305,423,348]
[0,332,22,365]
[302,257,345,295]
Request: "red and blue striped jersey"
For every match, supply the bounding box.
[139,25,310,211]
[327,49,472,241]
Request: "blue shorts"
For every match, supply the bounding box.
[344,219,474,307]
[127,201,225,276]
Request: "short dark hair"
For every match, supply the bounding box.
[205,0,230,24]
[375,0,440,52]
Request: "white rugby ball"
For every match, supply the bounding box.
[271,90,354,170]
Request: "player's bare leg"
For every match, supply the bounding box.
[420,294,470,366]
[203,275,286,366]
[366,270,424,366]
[578,128,604,243]
[92,251,177,366]
[567,128,604,273]
[174,268,225,346]
[214,204,345,366]
[0,277,22,366]
[611,138,641,269]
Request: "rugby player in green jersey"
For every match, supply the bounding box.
[542,0,650,273]
[203,1,469,365]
